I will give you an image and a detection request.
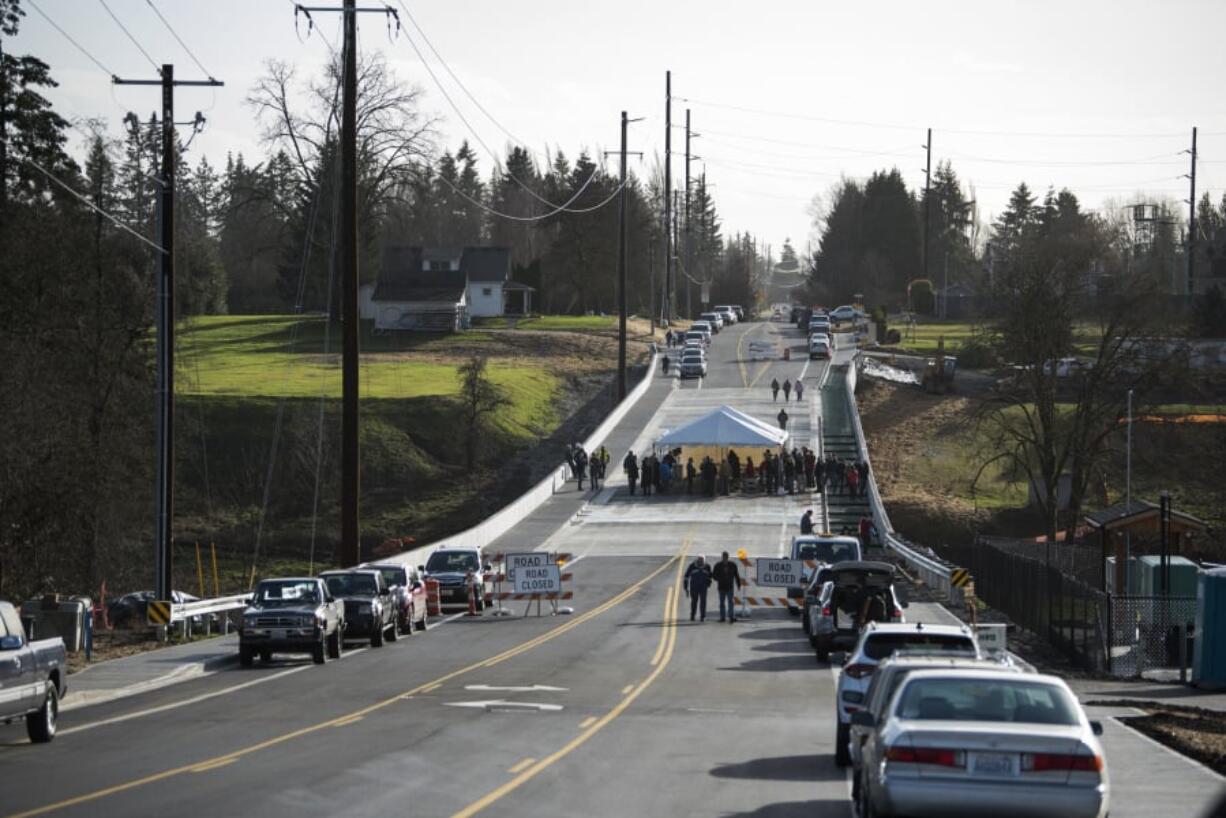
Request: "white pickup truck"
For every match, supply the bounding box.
[0,601,68,742]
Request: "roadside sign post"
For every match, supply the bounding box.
[512,564,562,617]
[755,559,805,588]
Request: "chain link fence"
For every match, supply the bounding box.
[942,537,1195,677]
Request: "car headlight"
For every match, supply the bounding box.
[243,617,259,629]
[299,614,314,627]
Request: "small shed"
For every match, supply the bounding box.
[1086,499,1207,593]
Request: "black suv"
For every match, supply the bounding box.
[319,569,398,647]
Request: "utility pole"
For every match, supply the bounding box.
[922,128,932,293]
[648,243,655,334]
[297,1,399,566]
[114,65,223,602]
[663,70,672,324]
[685,109,700,322]
[1,33,7,223]
[1186,126,1198,295]
[617,111,629,400]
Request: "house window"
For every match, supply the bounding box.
[429,260,452,272]
[482,287,493,297]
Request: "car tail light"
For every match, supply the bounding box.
[843,663,875,679]
[1022,752,1103,773]
[890,608,902,621]
[821,605,831,617]
[886,746,966,768]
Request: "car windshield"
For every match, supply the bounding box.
[373,567,406,587]
[255,581,318,606]
[796,541,858,563]
[426,551,479,573]
[323,573,379,596]
[896,677,1079,725]
[863,633,975,661]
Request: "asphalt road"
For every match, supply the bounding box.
[2,318,1223,818]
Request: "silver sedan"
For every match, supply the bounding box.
[856,669,1108,818]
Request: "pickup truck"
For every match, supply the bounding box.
[320,569,398,647]
[239,578,345,666]
[422,547,492,611]
[0,601,68,743]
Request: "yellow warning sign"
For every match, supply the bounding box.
[951,568,973,589]
[147,599,173,625]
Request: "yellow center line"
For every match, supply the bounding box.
[506,758,536,775]
[736,323,765,389]
[450,539,690,818]
[4,553,684,818]
[578,716,597,729]
[189,758,236,774]
[331,715,364,728]
[649,586,675,667]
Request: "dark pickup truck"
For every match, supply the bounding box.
[0,601,68,743]
[320,570,398,647]
[239,578,345,666]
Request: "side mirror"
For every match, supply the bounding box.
[850,711,876,728]
[0,634,23,650]
[1090,720,1104,737]
[830,651,849,667]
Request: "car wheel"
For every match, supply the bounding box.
[327,626,342,659]
[26,683,58,743]
[387,616,399,642]
[239,646,254,668]
[313,638,327,664]
[401,609,413,637]
[260,650,272,663]
[371,623,384,648]
[835,721,851,767]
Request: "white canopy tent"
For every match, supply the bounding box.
[656,404,788,449]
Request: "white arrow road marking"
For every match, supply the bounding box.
[445,699,564,712]
[464,684,568,693]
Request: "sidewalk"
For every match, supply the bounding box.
[1069,676,1226,712]
[63,634,238,712]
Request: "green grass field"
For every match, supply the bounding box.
[472,314,619,331]
[893,318,1104,357]
[179,315,559,437]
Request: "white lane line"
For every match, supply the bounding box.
[60,665,314,736]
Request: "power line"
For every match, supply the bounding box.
[145,0,216,81]
[428,162,625,221]
[27,0,117,78]
[97,0,161,74]
[19,155,166,254]
[678,96,1194,139]
[942,150,1184,168]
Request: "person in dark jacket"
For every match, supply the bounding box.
[686,457,697,494]
[711,552,742,623]
[684,556,713,621]
[565,445,577,479]
[624,451,639,496]
[800,509,815,535]
[777,408,789,430]
[575,447,588,490]
[782,378,792,401]
[770,377,780,401]
[590,455,605,491]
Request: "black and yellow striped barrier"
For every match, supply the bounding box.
[951,568,973,589]
[147,599,173,626]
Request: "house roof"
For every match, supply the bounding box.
[374,247,466,302]
[462,247,512,282]
[1084,499,1207,531]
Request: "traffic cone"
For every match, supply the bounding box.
[467,572,478,617]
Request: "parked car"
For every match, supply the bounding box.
[689,322,714,343]
[1042,357,1091,378]
[807,561,906,656]
[714,306,737,325]
[732,305,746,321]
[320,569,398,646]
[809,337,832,359]
[239,578,345,666]
[106,589,213,629]
[855,668,1107,818]
[830,305,860,322]
[0,601,67,743]
[421,547,491,611]
[788,534,862,608]
[831,622,979,766]
[849,652,1034,791]
[679,349,708,379]
[360,562,429,633]
[699,311,723,331]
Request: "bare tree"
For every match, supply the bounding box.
[456,356,510,473]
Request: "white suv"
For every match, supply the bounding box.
[832,621,979,767]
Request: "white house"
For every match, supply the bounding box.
[370,246,532,331]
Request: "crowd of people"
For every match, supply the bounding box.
[614,445,871,499]
[564,443,610,492]
[768,377,804,402]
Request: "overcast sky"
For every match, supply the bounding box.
[14,0,1226,254]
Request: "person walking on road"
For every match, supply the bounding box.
[565,444,577,480]
[795,380,804,401]
[686,457,697,494]
[857,460,870,497]
[662,354,671,376]
[846,462,860,498]
[712,552,742,623]
[800,508,815,534]
[770,377,780,402]
[782,378,792,401]
[575,447,588,490]
[684,556,713,622]
[624,451,639,496]
[859,514,873,551]
[590,454,604,491]
[777,407,789,431]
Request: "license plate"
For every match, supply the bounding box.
[273,629,291,640]
[972,752,1015,776]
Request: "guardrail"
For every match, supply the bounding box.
[842,355,965,603]
[164,593,252,637]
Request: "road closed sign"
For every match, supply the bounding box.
[512,564,562,595]
[756,558,804,588]
[506,552,551,584]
